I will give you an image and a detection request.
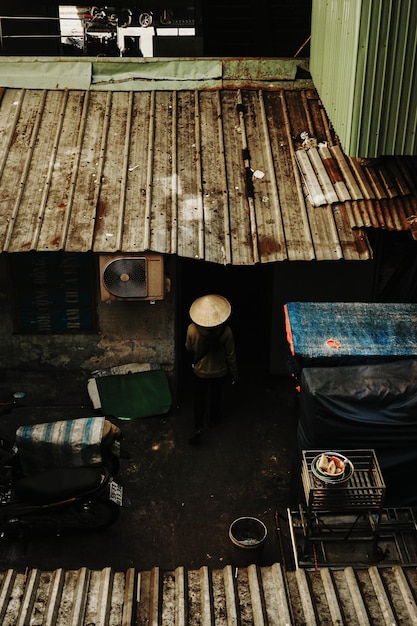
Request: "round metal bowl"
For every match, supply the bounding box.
[311,452,354,486]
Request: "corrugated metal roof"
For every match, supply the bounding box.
[295,144,417,207]
[2,563,417,624]
[0,79,415,264]
[310,0,417,158]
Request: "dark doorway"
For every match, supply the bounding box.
[176,258,273,402]
[370,230,417,302]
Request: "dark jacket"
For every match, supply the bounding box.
[185,323,238,381]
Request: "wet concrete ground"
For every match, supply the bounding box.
[0,366,300,572]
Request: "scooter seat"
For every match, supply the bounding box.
[14,466,105,504]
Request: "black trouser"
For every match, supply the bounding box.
[193,374,225,429]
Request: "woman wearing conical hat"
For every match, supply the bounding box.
[185,294,238,444]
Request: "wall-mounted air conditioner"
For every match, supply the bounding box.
[99,254,165,302]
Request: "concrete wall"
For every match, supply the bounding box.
[96,278,176,373]
[0,254,176,378]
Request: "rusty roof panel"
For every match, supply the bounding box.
[222,90,256,265]
[0,86,416,264]
[175,90,201,260]
[295,144,417,208]
[123,91,154,253]
[263,91,315,261]
[199,90,232,264]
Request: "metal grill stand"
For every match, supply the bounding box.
[299,450,386,555]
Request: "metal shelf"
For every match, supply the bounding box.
[288,506,417,567]
[302,449,386,512]
[300,450,386,544]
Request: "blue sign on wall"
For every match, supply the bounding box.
[10,252,96,332]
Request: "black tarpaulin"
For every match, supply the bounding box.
[298,359,417,506]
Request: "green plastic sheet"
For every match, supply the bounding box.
[95,370,172,420]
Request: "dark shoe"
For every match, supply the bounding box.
[188,429,203,444]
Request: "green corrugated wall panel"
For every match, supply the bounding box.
[311,0,417,157]
[310,0,361,152]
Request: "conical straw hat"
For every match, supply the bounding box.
[189,294,231,328]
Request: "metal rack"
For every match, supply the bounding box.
[300,450,386,545]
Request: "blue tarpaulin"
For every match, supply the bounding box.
[285,302,417,370]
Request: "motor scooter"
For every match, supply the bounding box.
[0,415,124,537]
[0,465,123,536]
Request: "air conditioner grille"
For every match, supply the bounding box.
[103,258,147,298]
